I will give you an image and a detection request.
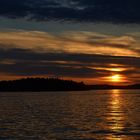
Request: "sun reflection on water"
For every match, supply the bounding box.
[106,90,125,140]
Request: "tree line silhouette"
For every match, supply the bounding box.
[0,78,139,92]
[0,78,86,92]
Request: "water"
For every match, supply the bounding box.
[0,90,139,140]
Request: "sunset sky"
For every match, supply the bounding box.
[0,0,140,85]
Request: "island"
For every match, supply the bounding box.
[0,78,139,92]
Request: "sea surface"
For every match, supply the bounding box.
[0,90,139,140]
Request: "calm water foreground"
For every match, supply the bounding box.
[0,90,139,140]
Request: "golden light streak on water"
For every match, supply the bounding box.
[106,90,125,140]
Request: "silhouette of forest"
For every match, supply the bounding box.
[0,78,86,92]
[0,78,139,92]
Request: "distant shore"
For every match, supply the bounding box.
[0,78,139,92]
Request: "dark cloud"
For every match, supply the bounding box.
[0,48,140,66]
[0,0,140,23]
[0,48,140,81]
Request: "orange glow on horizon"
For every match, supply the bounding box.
[109,74,122,82]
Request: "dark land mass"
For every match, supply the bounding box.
[0,78,139,92]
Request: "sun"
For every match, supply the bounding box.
[109,74,121,82]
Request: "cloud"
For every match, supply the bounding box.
[0,47,140,84]
[0,30,139,84]
[0,30,139,57]
[0,0,140,23]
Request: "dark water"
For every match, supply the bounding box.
[0,90,139,140]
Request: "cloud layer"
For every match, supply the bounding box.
[0,0,140,23]
[0,31,139,57]
[0,30,139,84]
